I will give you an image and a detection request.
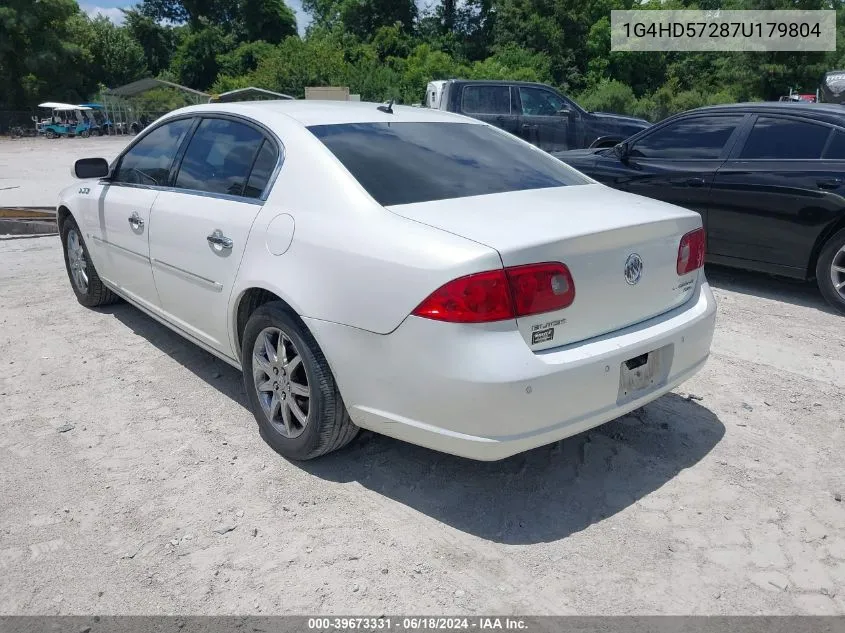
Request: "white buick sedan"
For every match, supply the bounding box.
[58,100,716,461]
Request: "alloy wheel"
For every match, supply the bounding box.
[66,229,89,294]
[831,245,845,301]
[252,326,311,438]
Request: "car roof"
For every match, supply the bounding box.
[171,99,480,128]
[445,79,552,88]
[684,101,845,123]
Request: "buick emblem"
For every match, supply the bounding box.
[624,253,644,285]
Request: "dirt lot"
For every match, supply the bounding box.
[0,236,843,616]
[0,136,130,208]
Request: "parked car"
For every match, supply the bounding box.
[553,102,845,314]
[58,101,715,461]
[425,79,650,152]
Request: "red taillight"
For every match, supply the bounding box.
[412,262,575,323]
[506,262,575,317]
[677,228,705,276]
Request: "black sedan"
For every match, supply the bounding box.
[553,102,845,313]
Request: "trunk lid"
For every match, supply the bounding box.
[387,183,702,350]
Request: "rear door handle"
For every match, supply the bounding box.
[683,177,706,187]
[817,178,842,190]
[207,229,233,250]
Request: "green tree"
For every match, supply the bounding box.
[303,0,418,38]
[0,0,88,108]
[170,24,235,90]
[137,0,297,44]
[80,16,148,88]
[239,0,297,43]
[123,9,179,76]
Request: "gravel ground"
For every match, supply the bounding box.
[0,136,130,208]
[0,236,844,616]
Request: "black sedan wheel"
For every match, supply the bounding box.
[816,228,845,314]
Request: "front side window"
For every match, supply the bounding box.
[462,85,511,115]
[308,122,589,206]
[114,118,193,185]
[630,115,744,160]
[174,118,266,196]
[519,87,567,116]
[740,116,831,160]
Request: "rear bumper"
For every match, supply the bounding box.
[304,279,717,461]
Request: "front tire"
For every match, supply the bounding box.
[61,217,119,308]
[241,302,358,460]
[816,227,845,314]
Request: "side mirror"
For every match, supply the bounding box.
[556,107,572,117]
[73,157,109,179]
[613,142,629,161]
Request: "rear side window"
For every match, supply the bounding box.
[823,130,845,159]
[115,118,193,185]
[740,116,831,159]
[308,122,589,206]
[243,140,279,198]
[630,115,744,159]
[462,85,511,115]
[175,118,265,196]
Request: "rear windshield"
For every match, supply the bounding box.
[307,122,589,206]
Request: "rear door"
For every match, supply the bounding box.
[148,116,281,356]
[708,114,845,274]
[516,85,572,152]
[94,117,195,310]
[459,84,520,138]
[611,114,747,232]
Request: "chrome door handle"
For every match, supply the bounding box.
[207,229,233,249]
[128,212,144,229]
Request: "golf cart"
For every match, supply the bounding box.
[35,103,94,138]
[78,103,113,135]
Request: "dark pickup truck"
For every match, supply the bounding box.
[425,79,650,152]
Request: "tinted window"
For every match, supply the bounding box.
[741,116,830,159]
[115,118,193,185]
[175,118,265,196]
[519,87,567,116]
[823,130,845,159]
[308,122,589,206]
[630,115,744,159]
[243,140,279,198]
[462,85,510,115]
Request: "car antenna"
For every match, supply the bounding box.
[377,98,395,114]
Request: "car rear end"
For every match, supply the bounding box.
[304,115,716,460]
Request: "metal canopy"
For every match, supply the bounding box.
[209,87,295,103]
[38,102,91,110]
[104,78,210,99]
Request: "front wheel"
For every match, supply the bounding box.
[241,303,358,460]
[45,129,56,139]
[61,217,120,308]
[816,227,845,314]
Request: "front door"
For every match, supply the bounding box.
[94,117,195,309]
[516,85,572,152]
[148,117,280,356]
[610,114,748,233]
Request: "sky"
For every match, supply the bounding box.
[80,0,313,34]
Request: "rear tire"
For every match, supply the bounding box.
[241,302,359,460]
[61,217,120,308]
[816,227,845,314]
